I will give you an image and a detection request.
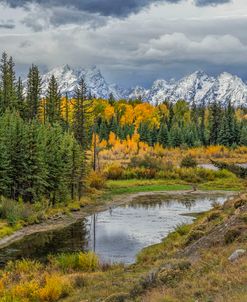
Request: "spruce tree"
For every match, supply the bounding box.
[218,114,231,146]
[26,64,42,120]
[46,75,61,124]
[157,124,169,147]
[16,77,26,118]
[0,53,17,112]
[73,79,93,198]
[22,121,47,202]
[0,115,11,196]
[240,125,247,146]
[209,100,221,145]
[199,102,207,146]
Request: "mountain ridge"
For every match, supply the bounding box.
[40,65,247,106]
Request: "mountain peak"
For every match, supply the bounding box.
[38,66,247,106]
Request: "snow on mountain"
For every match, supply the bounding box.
[128,86,149,100]
[41,64,121,99]
[40,65,247,106]
[138,71,247,106]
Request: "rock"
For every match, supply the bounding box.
[228,249,246,262]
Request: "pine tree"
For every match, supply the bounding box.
[69,139,82,200]
[45,124,64,204]
[26,64,42,120]
[0,53,17,112]
[73,79,93,198]
[157,124,169,147]
[7,56,17,110]
[65,92,70,131]
[209,100,221,145]
[0,115,11,196]
[4,112,28,199]
[218,114,231,146]
[98,120,108,141]
[240,125,247,146]
[199,102,207,146]
[16,77,26,118]
[109,93,115,106]
[46,75,61,124]
[22,121,47,202]
[169,126,183,147]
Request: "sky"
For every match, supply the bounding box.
[0,0,247,88]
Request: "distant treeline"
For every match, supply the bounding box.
[94,98,247,148]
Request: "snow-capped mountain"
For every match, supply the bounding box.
[40,65,247,106]
[41,64,121,99]
[134,71,247,106]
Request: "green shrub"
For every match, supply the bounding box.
[215,169,235,179]
[0,197,42,226]
[50,252,99,272]
[50,253,79,272]
[180,155,197,168]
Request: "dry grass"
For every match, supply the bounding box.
[99,145,247,168]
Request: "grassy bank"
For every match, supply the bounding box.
[1,192,247,301]
[0,165,245,240]
[105,175,245,198]
[104,179,191,197]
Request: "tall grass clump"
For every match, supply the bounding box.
[0,197,43,226]
[50,252,99,272]
[180,155,198,168]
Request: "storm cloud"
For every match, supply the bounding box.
[0,19,15,29]
[0,0,246,87]
[1,0,180,18]
[194,0,231,6]
[1,0,232,19]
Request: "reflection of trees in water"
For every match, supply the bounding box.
[129,194,223,211]
[0,218,90,265]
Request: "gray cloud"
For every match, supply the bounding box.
[194,0,231,6]
[0,19,15,29]
[0,0,233,32]
[1,0,230,20]
[0,0,246,87]
[2,0,180,18]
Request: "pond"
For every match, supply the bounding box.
[0,192,232,266]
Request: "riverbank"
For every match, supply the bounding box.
[0,189,232,250]
[0,190,246,301]
[61,192,247,302]
[0,164,245,241]
[0,173,245,247]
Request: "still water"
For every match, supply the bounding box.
[0,193,231,265]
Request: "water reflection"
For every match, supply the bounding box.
[0,219,89,266]
[0,193,231,265]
